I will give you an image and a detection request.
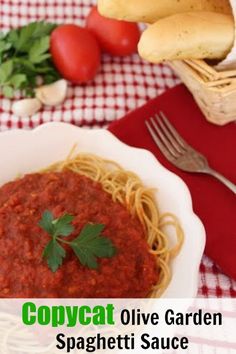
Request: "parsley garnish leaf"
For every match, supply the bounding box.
[52,214,75,237]
[39,210,54,235]
[38,212,116,272]
[71,224,116,269]
[78,223,105,241]
[43,240,66,273]
[72,245,98,269]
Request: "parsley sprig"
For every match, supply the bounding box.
[0,21,60,98]
[39,211,117,272]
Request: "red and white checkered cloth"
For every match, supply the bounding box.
[1,0,236,297]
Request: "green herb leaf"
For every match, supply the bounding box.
[72,246,98,269]
[2,86,14,98]
[0,21,60,98]
[7,29,19,48]
[39,211,74,238]
[13,57,36,71]
[29,36,50,64]
[0,40,12,52]
[43,240,66,272]
[25,21,56,39]
[0,60,13,83]
[10,74,27,89]
[71,224,116,269]
[16,23,35,51]
[39,212,116,272]
[39,210,54,235]
[78,223,105,241]
[52,214,75,237]
[15,21,56,52]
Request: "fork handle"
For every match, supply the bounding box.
[206,168,236,194]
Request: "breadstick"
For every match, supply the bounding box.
[98,0,232,24]
[138,12,235,63]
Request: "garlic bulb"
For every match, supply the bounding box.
[12,98,42,117]
[35,80,68,106]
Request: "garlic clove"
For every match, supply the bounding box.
[35,79,68,106]
[12,98,42,118]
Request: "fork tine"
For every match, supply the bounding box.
[145,120,173,161]
[155,114,185,154]
[150,117,179,157]
[159,111,189,149]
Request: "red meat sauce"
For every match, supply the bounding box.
[0,171,158,298]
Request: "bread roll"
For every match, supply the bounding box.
[138,12,235,63]
[98,0,232,24]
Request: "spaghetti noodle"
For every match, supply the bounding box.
[42,149,184,297]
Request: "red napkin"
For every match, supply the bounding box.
[108,84,236,280]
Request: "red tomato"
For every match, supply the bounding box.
[50,24,101,84]
[86,6,140,56]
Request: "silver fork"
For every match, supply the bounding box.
[145,112,236,194]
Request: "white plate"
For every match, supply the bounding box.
[0,122,205,298]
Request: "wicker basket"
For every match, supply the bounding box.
[169,60,236,125]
